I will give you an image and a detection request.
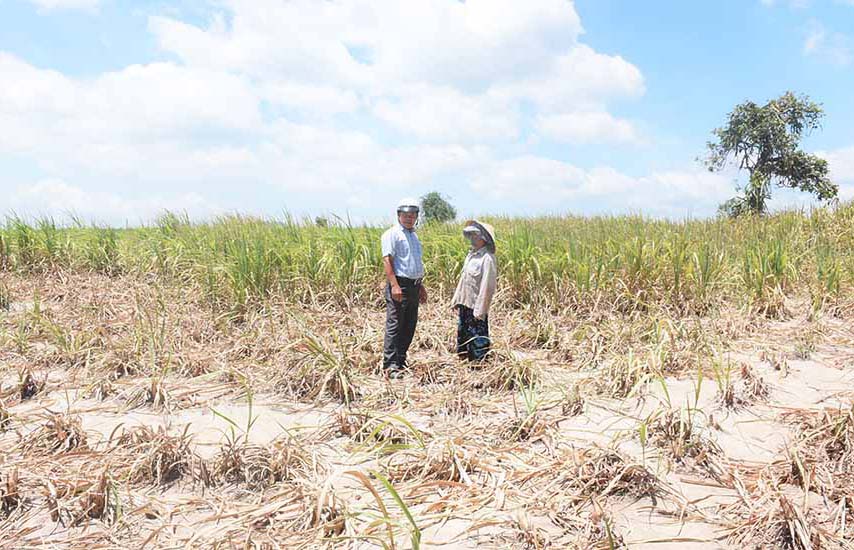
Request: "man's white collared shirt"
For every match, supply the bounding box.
[381,223,424,279]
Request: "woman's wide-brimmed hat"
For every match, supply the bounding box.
[464,219,496,252]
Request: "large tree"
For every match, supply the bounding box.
[705,92,836,217]
[420,191,457,223]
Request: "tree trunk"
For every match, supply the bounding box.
[746,173,769,215]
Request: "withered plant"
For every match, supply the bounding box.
[0,401,10,431]
[23,413,88,453]
[112,425,196,485]
[0,469,20,517]
[18,369,42,401]
[645,407,723,478]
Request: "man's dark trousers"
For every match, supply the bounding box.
[383,277,420,370]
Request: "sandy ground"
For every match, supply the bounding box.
[1,272,853,549]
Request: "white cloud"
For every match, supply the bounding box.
[261,82,360,115]
[353,0,583,89]
[150,0,583,91]
[470,157,733,217]
[6,180,221,225]
[0,53,261,157]
[1,0,664,220]
[803,21,852,66]
[146,0,638,122]
[260,120,485,193]
[819,145,854,183]
[148,8,370,89]
[470,156,588,200]
[26,0,99,12]
[0,51,485,202]
[0,53,266,186]
[492,45,645,113]
[374,86,517,142]
[536,111,640,145]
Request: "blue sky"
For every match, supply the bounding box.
[2,0,853,225]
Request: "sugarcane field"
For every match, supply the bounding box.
[1,209,853,549]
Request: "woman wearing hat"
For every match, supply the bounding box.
[451,220,497,361]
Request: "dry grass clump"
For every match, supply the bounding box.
[112,425,195,485]
[560,385,586,417]
[1,469,21,517]
[43,469,119,526]
[78,470,114,523]
[0,278,9,311]
[792,328,819,360]
[99,349,140,379]
[646,408,723,476]
[357,384,411,411]
[175,356,213,378]
[540,447,662,502]
[524,450,659,549]
[212,435,318,490]
[282,330,365,405]
[594,353,649,399]
[122,376,171,410]
[473,353,542,391]
[23,413,88,453]
[738,363,770,402]
[383,438,485,484]
[758,350,789,374]
[728,494,847,550]
[233,482,347,542]
[793,405,854,465]
[499,512,553,550]
[212,439,281,490]
[84,378,113,401]
[782,404,854,500]
[752,286,790,320]
[510,308,562,351]
[499,410,552,443]
[268,436,323,483]
[718,363,771,409]
[308,502,347,539]
[18,369,43,400]
[549,502,627,550]
[434,390,476,418]
[334,410,426,453]
[0,401,10,431]
[412,326,448,353]
[412,357,458,385]
[303,487,347,539]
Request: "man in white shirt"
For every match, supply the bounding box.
[381,197,428,379]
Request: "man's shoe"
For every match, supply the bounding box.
[387,365,406,380]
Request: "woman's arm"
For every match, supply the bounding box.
[473,254,497,319]
[450,255,468,310]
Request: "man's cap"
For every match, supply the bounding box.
[397,197,420,213]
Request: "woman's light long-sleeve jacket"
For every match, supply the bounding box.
[451,247,497,319]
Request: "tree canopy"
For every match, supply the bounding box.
[705,92,836,217]
[420,192,457,223]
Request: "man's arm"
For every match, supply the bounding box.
[381,231,403,302]
[383,255,403,302]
